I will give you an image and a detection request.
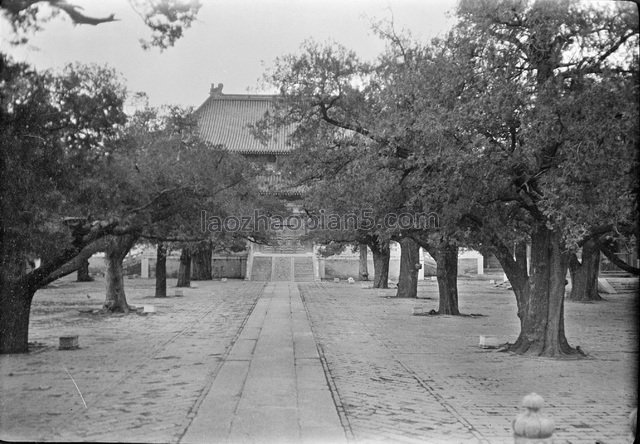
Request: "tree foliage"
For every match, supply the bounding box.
[1,56,128,285]
[441,0,639,248]
[0,57,133,352]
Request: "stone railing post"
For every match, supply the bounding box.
[513,393,555,443]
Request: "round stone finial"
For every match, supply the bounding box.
[522,393,545,411]
[513,393,555,442]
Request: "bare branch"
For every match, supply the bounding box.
[53,1,118,25]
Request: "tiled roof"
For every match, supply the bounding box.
[195,88,292,154]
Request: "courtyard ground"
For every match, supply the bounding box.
[0,275,636,443]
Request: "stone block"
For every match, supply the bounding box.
[59,335,79,350]
[479,335,500,349]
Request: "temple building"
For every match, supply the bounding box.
[195,83,317,282]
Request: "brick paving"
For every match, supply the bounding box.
[0,278,265,443]
[0,276,637,444]
[299,279,638,444]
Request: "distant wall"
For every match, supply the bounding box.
[148,258,181,279]
[212,256,246,279]
[88,254,180,278]
[458,258,479,275]
[321,246,484,281]
[322,257,401,281]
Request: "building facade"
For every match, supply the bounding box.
[196,84,318,281]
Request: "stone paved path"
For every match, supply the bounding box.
[182,282,345,444]
[299,279,638,444]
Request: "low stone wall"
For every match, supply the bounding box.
[212,256,246,279]
[147,258,181,279]
[323,257,401,281]
[458,258,479,275]
[89,255,181,278]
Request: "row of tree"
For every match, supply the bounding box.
[0,54,281,353]
[253,0,639,356]
[0,0,253,354]
[1,0,638,359]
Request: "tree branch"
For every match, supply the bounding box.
[38,236,110,287]
[140,233,207,243]
[598,241,640,275]
[578,30,638,73]
[317,102,389,146]
[53,0,118,25]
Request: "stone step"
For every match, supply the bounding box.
[608,279,639,292]
[294,257,314,282]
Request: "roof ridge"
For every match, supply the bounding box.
[210,94,276,101]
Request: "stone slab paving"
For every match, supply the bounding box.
[182,282,346,444]
[299,279,638,444]
[0,277,266,443]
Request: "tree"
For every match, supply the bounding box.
[369,28,467,308]
[76,257,93,282]
[417,0,639,355]
[298,163,398,290]
[568,238,602,301]
[256,40,439,291]
[103,234,139,311]
[191,240,213,280]
[0,58,258,351]
[568,230,640,301]
[176,246,192,287]
[410,232,460,314]
[0,57,132,353]
[1,0,202,50]
[155,242,168,297]
[358,243,369,281]
[95,104,257,310]
[255,94,401,288]
[264,37,462,302]
[396,236,420,298]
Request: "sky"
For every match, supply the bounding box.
[0,0,459,109]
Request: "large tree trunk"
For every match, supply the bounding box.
[568,239,601,302]
[433,242,460,315]
[370,241,390,289]
[0,282,35,354]
[414,235,461,314]
[1,237,111,354]
[176,247,191,288]
[358,243,369,281]
[76,257,93,282]
[155,243,167,298]
[396,237,419,298]
[191,242,212,280]
[508,226,577,356]
[103,235,137,313]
